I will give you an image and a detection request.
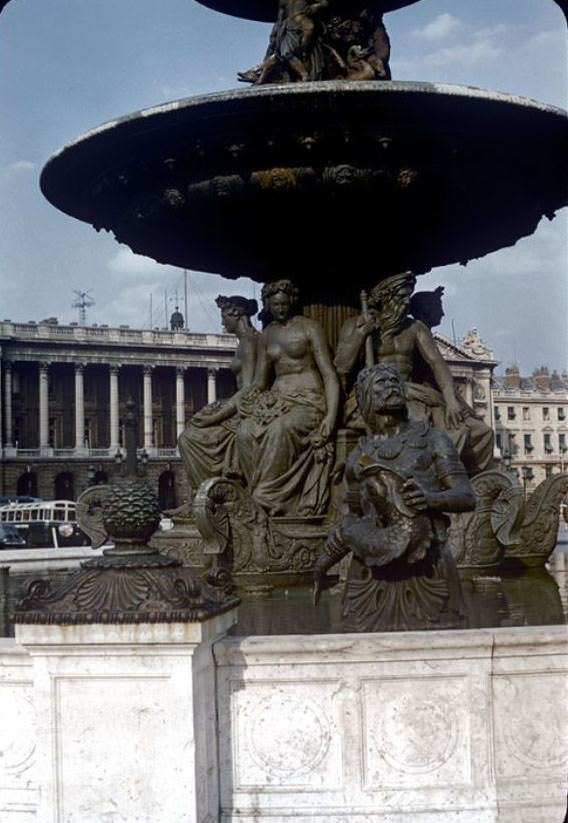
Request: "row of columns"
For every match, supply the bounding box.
[1,361,220,451]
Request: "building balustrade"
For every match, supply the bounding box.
[0,320,236,352]
[1,446,181,460]
[90,448,113,458]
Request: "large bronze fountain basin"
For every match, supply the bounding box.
[193,0,421,23]
[40,82,567,302]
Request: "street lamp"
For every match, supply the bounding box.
[521,466,533,499]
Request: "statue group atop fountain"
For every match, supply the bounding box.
[238,0,392,85]
[176,271,501,602]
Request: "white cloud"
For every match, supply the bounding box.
[411,13,460,41]
[393,35,504,76]
[100,253,259,332]
[417,38,504,70]
[474,24,507,40]
[7,160,36,174]
[526,29,562,49]
[159,85,194,100]
[467,216,566,278]
[107,247,177,280]
[101,282,157,328]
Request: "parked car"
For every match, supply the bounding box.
[0,522,27,548]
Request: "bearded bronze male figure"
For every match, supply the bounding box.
[314,363,476,632]
[335,272,494,477]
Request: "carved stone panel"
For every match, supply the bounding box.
[54,675,175,820]
[361,676,470,789]
[493,672,568,780]
[229,680,343,790]
[0,686,36,781]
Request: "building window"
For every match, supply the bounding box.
[153,418,161,448]
[545,466,553,478]
[523,434,533,453]
[509,433,517,455]
[560,433,567,454]
[522,407,530,421]
[507,406,516,420]
[84,420,93,449]
[496,433,502,450]
[544,433,553,453]
[494,407,501,421]
[543,407,550,421]
[559,408,566,421]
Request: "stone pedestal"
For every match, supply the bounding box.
[215,626,568,823]
[16,612,237,823]
[0,641,36,823]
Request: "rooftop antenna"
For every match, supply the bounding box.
[72,289,95,325]
[183,270,189,330]
[451,319,457,345]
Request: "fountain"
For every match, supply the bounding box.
[6,3,568,821]
[35,0,568,608]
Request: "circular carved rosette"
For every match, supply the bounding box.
[500,677,568,772]
[377,695,459,774]
[247,694,331,778]
[0,691,36,777]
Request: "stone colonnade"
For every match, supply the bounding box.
[0,360,221,452]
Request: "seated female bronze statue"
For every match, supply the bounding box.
[235,279,340,516]
[178,294,258,498]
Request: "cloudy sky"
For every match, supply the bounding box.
[0,0,566,374]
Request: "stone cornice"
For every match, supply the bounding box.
[0,320,237,368]
[434,332,498,367]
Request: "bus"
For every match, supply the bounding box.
[0,500,89,548]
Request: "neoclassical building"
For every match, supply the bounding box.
[0,317,236,507]
[493,366,568,490]
[433,327,497,431]
[0,317,498,508]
